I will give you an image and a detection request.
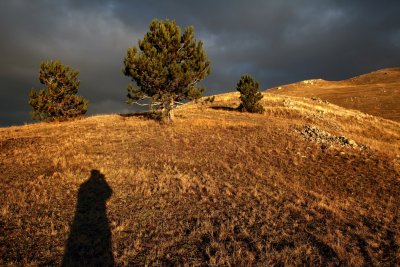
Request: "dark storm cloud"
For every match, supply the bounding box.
[1,0,399,126]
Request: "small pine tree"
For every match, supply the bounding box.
[29,60,88,121]
[236,75,265,113]
[123,19,211,122]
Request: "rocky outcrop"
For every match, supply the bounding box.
[300,125,363,149]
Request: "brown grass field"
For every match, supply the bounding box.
[0,90,400,265]
[268,67,400,122]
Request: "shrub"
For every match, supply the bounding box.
[29,60,88,122]
[236,75,264,113]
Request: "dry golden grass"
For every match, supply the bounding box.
[0,92,399,266]
[268,67,400,122]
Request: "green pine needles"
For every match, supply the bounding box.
[29,60,88,122]
[123,19,211,122]
[237,75,265,113]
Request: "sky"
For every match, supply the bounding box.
[1,0,399,127]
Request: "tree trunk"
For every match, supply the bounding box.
[160,97,175,123]
[167,108,175,122]
[165,97,175,122]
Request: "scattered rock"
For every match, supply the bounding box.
[302,79,324,85]
[300,125,364,149]
[311,97,329,104]
[283,99,295,108]
[347,139,358,147]
[301,125,331,142]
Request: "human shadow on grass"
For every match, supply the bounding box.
[62,170,114,267]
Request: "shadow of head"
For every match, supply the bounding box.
[82,170,112,200]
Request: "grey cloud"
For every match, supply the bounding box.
[1,0,399,126]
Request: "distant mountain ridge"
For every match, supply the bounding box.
[268,67,400,121]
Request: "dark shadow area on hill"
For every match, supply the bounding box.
[119,111,162,121]
[62,170,114,267]
[119,111,151,118]
[210,106,238,111]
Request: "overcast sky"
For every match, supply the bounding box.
[1,0,399,126]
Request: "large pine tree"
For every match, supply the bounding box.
[123,19,211,122]
[29,60,88,122]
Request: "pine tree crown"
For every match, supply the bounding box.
[29,60,88,121]
[123,19,211,111]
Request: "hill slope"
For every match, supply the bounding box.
[1,94,399,265]
[268,68,400,122]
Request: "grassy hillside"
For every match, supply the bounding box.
[268,68,400,122]
[1,93,399,266]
